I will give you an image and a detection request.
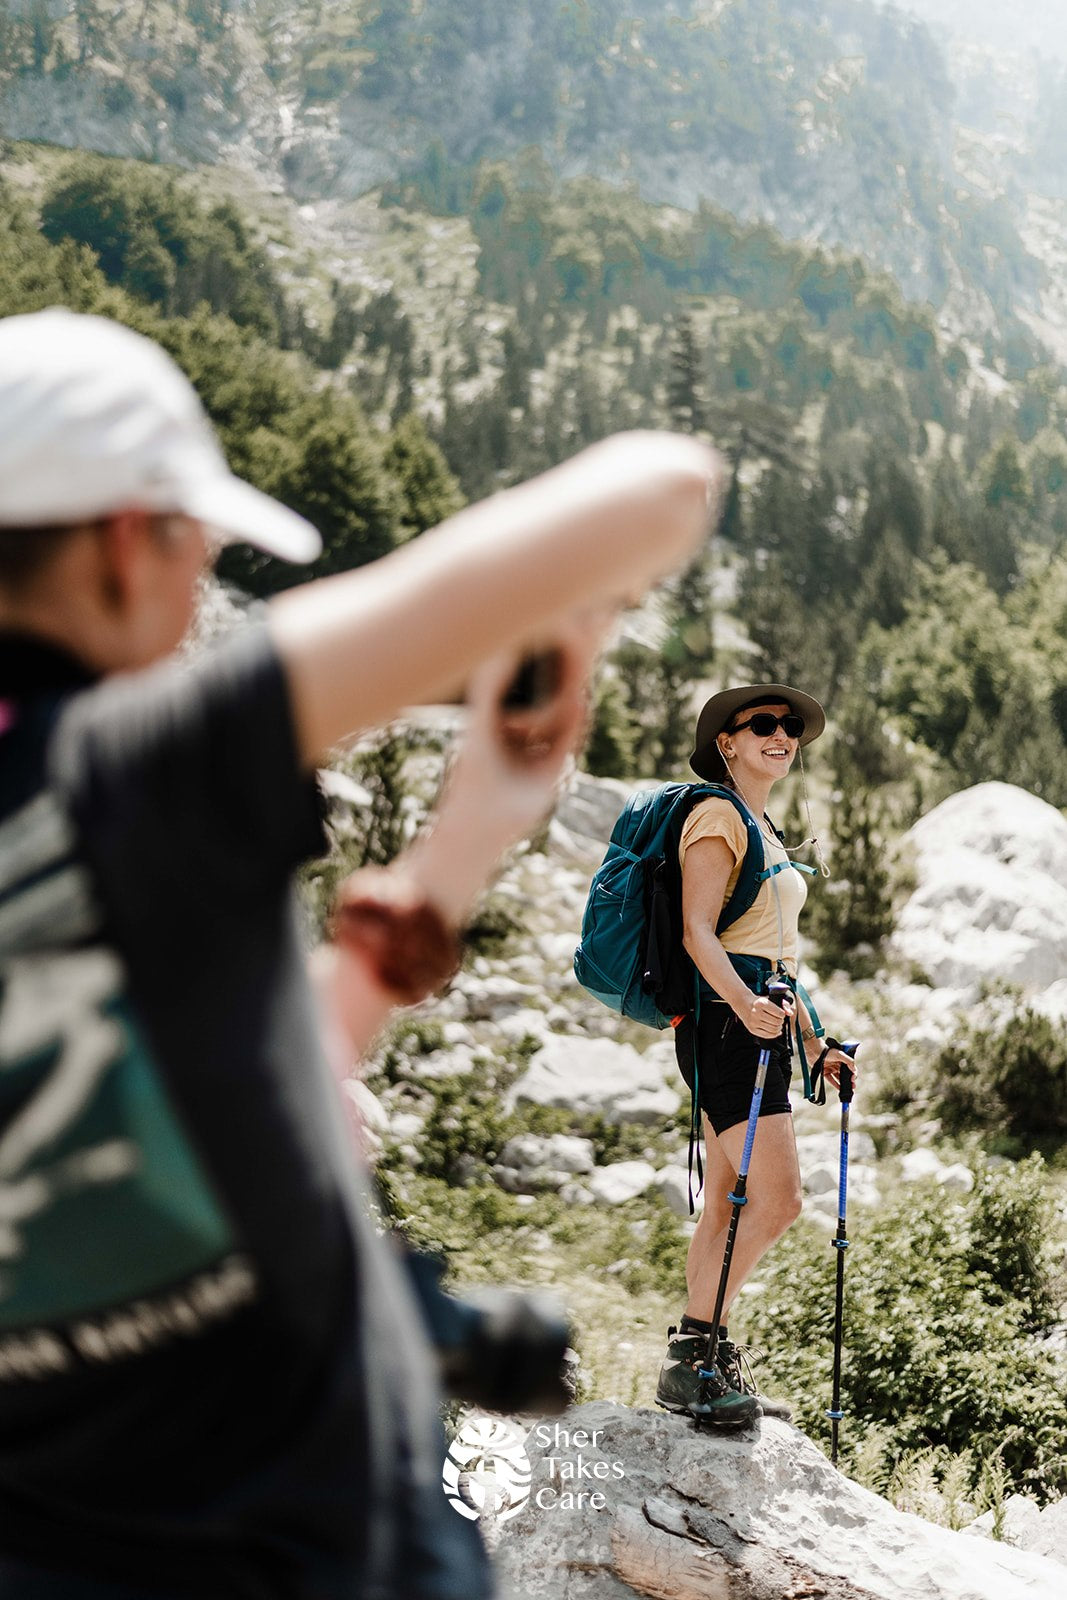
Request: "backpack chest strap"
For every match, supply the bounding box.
[757,859,817,884]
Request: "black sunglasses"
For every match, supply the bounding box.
[729,712,805,739]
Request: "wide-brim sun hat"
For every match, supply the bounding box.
[690,682,826,780]
[0,309,321,563]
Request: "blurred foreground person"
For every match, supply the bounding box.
[0,310,718,1599]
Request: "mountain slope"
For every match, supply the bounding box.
[0,0,1047,346]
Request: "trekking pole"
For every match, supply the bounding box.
[701,978,792,1387]
[827,1040,859,1467]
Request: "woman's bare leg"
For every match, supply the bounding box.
[683,1113,802,1324]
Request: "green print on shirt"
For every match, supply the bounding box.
[0,948,235,1331]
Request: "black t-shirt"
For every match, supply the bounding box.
[0,627,491,1600]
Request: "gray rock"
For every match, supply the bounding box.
[317,768,373,808]
[1032,979,1067,1025]
[899,1147,945,1182]
[545,817,601,866]
[387,1112,425,1142]
[536,931,582,969]
[653,1165,694,1218]
[341,1079,389,1132]
[554,772,638,845]
[458,975,541,1021]
[796,1129,878,1168]
[417,1043,478,1079]
[493,1134,596,1194]
[938,1162,976,1194]
[442,1021,477,1048]
[494,1402,1066,1600]
[587,1160,658,1205]
[893,782,1067,992]
[965,1493,1067,1568]
[507,1035,682,1124]
[900,1149,973,1191]
[494,1009,554,1044]
[803,1161,838,1196]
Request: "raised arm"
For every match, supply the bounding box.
[269,431,719,767]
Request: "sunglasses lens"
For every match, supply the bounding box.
[740,712,805,738]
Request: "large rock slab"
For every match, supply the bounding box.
[506,1035,683,1125]
[892,782,1067,992]
[491,1402,1066,1600]
[966,1493,1067,1566]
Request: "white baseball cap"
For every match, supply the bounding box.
[0,309,322,562]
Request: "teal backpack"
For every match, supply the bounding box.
[573,782,800,1030]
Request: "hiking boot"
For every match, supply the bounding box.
[655,1329,760,1428]
[716,1336,792,1422]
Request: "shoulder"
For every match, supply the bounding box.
[679,793,749,860]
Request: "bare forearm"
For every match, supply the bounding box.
[270,432,719,766]
[683,927,754,1016]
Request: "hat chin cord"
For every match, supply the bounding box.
[720,746,830,878]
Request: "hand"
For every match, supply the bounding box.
[815,1046,858,1094]
[741,992,795,1040]
[411,612,612,918]
[446,613,610,851]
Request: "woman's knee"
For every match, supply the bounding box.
[757,1175,803,1237]
[779,1182,803,1231]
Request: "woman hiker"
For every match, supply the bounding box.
[655,683,856,1428]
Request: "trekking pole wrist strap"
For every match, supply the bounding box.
[792,977,823,1104]
[808,1035,842,1107]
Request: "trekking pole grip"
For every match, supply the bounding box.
[838,1040,859,1104]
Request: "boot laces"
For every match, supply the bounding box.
[717,1338,764,1396]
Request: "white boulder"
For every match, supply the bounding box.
[341,1078,389,1132]
[899,1148,975,1191]
[457,974,541,1021]
[492,1134,596,1194]
[494,1008,555,1044]
[494,1402,1067,1600]
[893,782,1067,992]
[966,1492,1067,1567]
[554,772,637,845]
[507,1034,683,1124]
[653,1165,694,1218]
[1032,979,1067,1025]
[587,1160,658,1205]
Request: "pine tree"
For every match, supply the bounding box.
[806,783,894,980]
[383,413,465,540]
[667,311,707,434]
[583,676,637,778]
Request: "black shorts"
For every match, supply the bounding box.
[674,1004,793,1136]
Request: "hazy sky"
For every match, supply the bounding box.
[898,0,1067,61]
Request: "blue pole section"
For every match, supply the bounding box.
[828,1040,859,1467]
[701,979,793,1385]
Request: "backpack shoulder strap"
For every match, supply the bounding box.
[680,783,767,935]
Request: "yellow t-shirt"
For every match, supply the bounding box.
[678,796,807,975]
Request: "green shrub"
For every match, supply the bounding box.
[745,1158,1067,1500]
[934,1007,1067,1144]
[463,893,521,958]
